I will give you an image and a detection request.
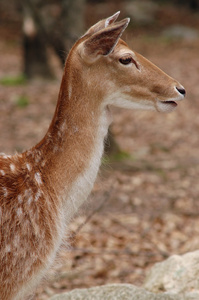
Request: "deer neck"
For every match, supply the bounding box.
[27,61,110,217]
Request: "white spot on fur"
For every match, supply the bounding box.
[10,163,16,172]
[35,172,42,185]
[57,130,62,138]
[18,194,23,204]
[24,189,33,204]
[0,153,11,159]
[41,160,46,167]
[35,190,41,202]
[5,244,11,253]
[17,207,23,217]
[26,163,32,171]
[0,169,5,176]
[3,187,8,197]
[28,194,33,205]
[60,122,67,134]
[35,155,41,164]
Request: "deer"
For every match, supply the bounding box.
[0,11,185,300]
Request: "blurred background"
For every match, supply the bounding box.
[0,0,199,299]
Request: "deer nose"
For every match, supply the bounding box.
[176,87,186,96]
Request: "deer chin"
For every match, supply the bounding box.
[156,100,177,113]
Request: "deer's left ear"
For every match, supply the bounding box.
[85,11,120,35]
[80,18,130,63]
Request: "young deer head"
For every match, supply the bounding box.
[75,11,185,113]
[0,12,185,300]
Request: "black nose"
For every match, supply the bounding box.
[176,87,186,96]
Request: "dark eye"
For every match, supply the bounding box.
[119,57,132,65]
[119,56,140,70]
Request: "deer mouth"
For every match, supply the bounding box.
[157,100,178,113]
[163,100,177,107]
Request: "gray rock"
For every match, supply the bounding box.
[144,250,199,296]
[50,283,195,300]
[50,251,199,299]
[125,1,159,25]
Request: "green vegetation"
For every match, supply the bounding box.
[0,74,27,86]
[16,95,29,108]
[102,150,133,165]
[110,150,132,162]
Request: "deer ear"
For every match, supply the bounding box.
[80,18,130,63]
[85,11,120,35]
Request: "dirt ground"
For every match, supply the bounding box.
[1,3,199,299]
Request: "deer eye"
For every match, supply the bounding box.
[119,56,140,70]
[119,57,132,65]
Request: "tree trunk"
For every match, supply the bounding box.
[21,0,86,77]
[61,0,86,52]
[22,3,54,79]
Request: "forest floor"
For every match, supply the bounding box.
[1,3,199,299]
